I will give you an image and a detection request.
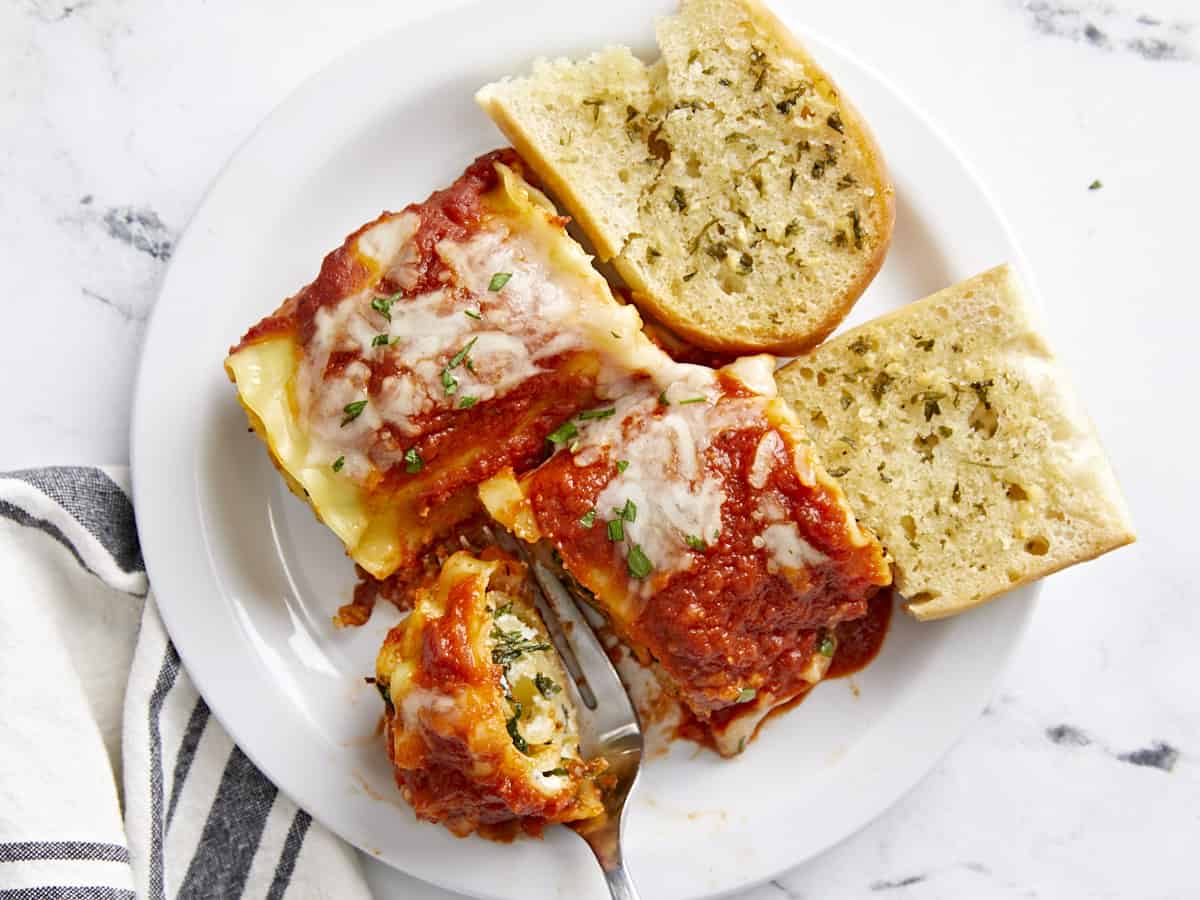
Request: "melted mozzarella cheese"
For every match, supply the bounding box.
[593,414,724,586]
[570,368,775,590]
[759,523,828,572]
[723,354,779,396]
[398,686,458,730]
[750,442,831,576]
[749,430,784,490]
[357,212,420,269]
[296,210,603,468]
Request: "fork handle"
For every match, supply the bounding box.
[597,856,642,900]
[580,828,642,900]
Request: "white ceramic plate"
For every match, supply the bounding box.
[131,2,1037,898]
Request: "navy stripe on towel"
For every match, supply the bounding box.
[0,842,130,865]
[0,889,137,900]
[0,499,92,579]
[7,467,143,574]
[166,697,211,830]
[265,809,312,900]
[176,747,277,900]
[147,645,182,900]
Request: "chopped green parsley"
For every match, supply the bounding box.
[448,337,478,369]
[506,705,529,754]
[626,544,653,579]
[578,407,616,420]
[546,421,579,445]
[534,673,561,697]
[439,337,478,396]
[341,400,367,426]
[371,291,401,320]
[614,498,637,522]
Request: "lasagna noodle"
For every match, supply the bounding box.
[376,550,603,836]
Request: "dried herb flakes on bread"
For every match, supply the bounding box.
[477,0,893,354]
[776,264,1135,620]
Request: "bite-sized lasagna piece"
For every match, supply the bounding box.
[376,549,603,837]
[480,355,892,755]
[225,150,646,582]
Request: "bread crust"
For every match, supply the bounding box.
[905,530,1135,620]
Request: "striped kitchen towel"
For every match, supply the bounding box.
[0,467,371,899]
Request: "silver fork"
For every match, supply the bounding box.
[485,529,644,900]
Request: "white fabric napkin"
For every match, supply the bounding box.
[0,466,372,899]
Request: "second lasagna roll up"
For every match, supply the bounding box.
[480,356,892,755]
[376,550,603,838]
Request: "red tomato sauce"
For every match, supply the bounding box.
[379,367,599,513]
[828,586,894,679]
[674,586,894,752]
[229,148,523,354]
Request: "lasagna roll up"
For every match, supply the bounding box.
[225,151,648,582]
[481,355,892,755]
[376,550,604,837]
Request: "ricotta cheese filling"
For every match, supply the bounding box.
[488,602,578,794]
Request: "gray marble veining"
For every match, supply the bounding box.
[1019,0,1196,61]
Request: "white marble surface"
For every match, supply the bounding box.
[3,0,1197,897]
